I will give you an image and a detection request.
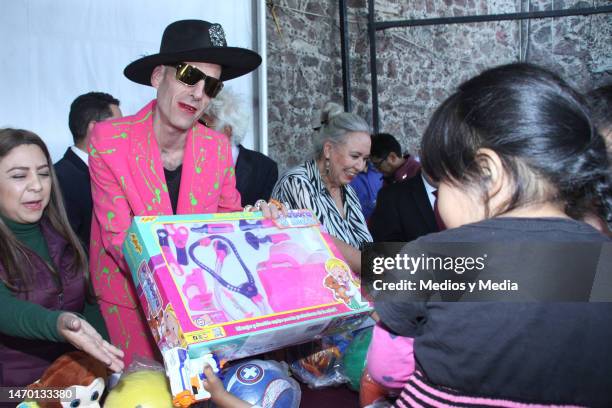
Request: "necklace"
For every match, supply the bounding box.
[321,177,346,218]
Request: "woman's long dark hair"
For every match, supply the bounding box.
[421,63,611,223]
[0,128,89,291]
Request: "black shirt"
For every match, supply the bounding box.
[376,217,612,407]
[164,165,182,214]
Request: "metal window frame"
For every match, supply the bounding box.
[336,1,612,133]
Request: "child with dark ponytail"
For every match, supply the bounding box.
[370,63,612,407]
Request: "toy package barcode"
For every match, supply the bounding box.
[123,210,373,405]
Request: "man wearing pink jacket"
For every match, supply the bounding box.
[89,20,261,364]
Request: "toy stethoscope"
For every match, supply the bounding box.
[188,235,270,315]
[167,225,189,265]
[157,228,187,276]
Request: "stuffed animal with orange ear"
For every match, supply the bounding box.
[324,275,352,304]
[27,351,108,408]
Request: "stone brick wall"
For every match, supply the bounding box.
[266,0,612,172]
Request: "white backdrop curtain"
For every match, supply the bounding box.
[0,0,264,161]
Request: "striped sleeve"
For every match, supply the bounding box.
[272,172,318,213]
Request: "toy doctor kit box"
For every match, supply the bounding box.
[123,210,372,405]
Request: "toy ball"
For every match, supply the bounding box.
[220,360,300,408]
[342,328,373,391]
[104,370,173,408]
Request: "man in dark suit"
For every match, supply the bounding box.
[234,144,278,206]
[370,132,421,184]
[201,88,278,206]
[369,170,441,242]
[54,92,122,248]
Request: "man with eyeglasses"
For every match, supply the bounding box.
[369,133,443,242]
[369,132,420,184]
[87,20,263,365]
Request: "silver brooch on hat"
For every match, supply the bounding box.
[209,24,227,47]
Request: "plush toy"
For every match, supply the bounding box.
[18,351,107,408]
[103,370,173,408]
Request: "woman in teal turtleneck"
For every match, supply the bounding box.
[0,128,124,387]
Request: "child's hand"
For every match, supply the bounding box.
[203,364,253,408]
[202,364,226,397]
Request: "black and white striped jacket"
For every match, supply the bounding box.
[272,160,373,249]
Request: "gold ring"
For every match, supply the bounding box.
[268,199,283,210]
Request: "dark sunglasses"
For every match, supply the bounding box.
[172,63,224,98]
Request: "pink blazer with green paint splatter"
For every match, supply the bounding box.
[88,100,242,310]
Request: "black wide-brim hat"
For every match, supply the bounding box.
[124,19,262,85]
